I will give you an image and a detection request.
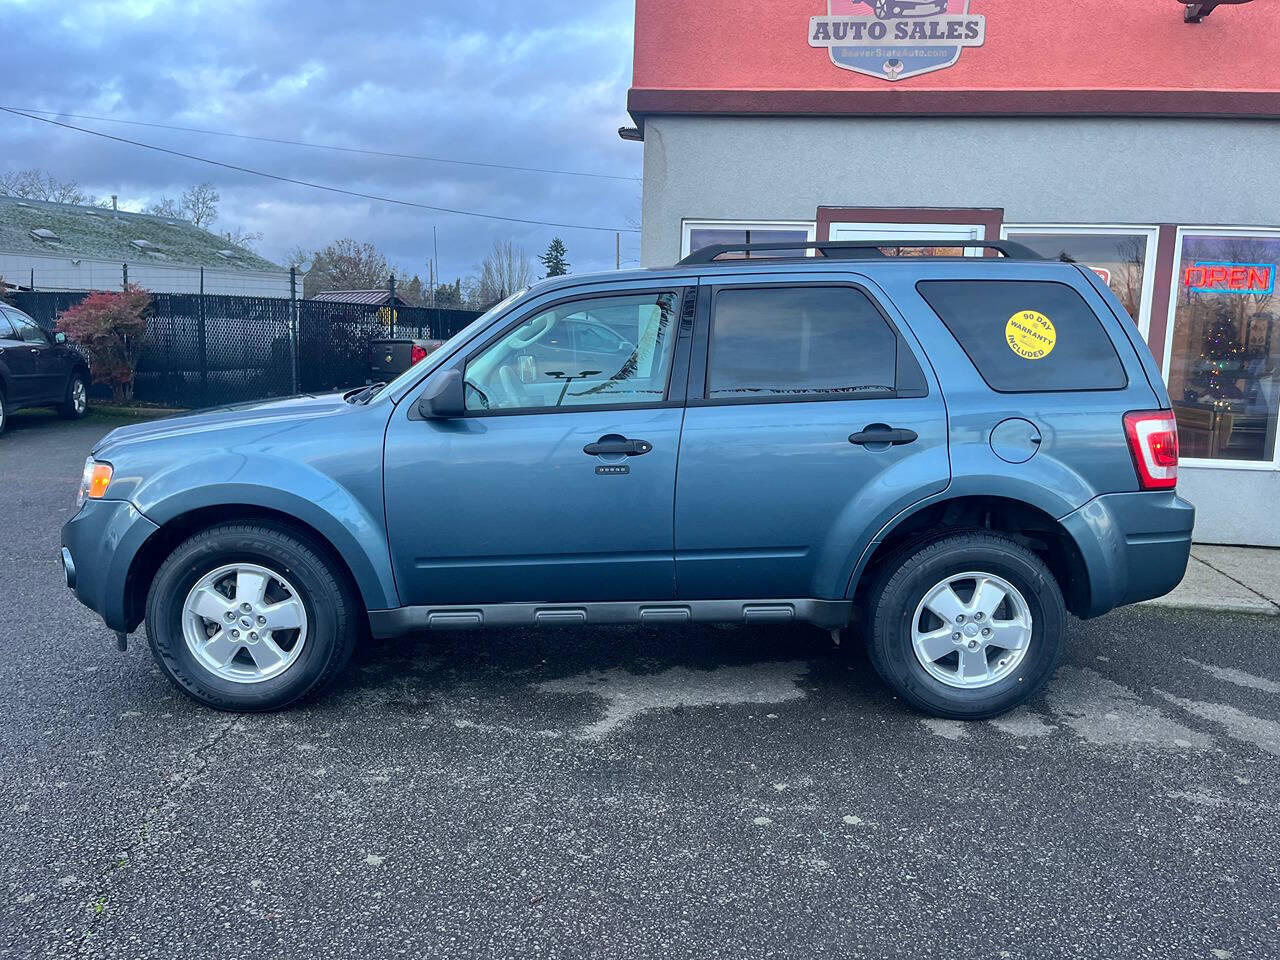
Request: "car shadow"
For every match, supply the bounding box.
[335,620,884,712]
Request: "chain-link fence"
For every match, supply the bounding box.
[8,290,481,409]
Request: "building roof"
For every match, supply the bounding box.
[0,195,284,272]
[311,289,407,306]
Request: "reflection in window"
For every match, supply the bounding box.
[464,292,678,411]
[1004,231,1151,325]
[1166,233,1280,463]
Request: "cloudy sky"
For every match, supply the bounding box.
[0,0,642,282]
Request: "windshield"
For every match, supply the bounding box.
[375,289,527,402]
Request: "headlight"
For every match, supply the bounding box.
[77,458,114,509]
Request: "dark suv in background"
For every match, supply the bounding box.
[0,304,91,434]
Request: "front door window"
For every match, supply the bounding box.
[464,292,679,411]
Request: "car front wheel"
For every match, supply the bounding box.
[145,523,359,711]
[866,531,1065,720]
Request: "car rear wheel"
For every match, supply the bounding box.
[0,390,6,436]
[58,373,88,419]
[866,531,1065,720]
[145,523,358,711]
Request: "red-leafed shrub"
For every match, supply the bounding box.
[57,286,151,401]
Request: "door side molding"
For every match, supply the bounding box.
[367,598,852,638]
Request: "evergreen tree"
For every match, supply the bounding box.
[539,237,570,277]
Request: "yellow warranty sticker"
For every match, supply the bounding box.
[1005,310,1056,360]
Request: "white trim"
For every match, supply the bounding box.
[1161,225,1280,471]
[680,219,817,258]
[1000,224,1160,339]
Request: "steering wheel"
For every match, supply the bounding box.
[505,312,556,349]
[497,364,534,407]
[464,379,490,410]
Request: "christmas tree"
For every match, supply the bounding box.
[1199,310,1241,398]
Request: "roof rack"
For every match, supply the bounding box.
[677,239,1046,265]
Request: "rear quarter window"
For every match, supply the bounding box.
[917,279,1127,392]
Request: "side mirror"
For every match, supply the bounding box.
[55,332,67,344]
[416,369,466,419]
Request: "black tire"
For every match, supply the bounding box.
[0,390,6,436]
[145,523,359,711]
[874,0,889,17]
[865,531,1066,720]
[58,372,89,420]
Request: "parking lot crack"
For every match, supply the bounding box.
[71,715,242,954]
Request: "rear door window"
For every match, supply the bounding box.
[707,286,899,399]
[917,279,1127,392]
[0,311,15,340]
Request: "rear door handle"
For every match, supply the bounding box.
[583,434,652,457]
[848,425,918,446]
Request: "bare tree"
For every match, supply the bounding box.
[303,239,390,297]
[181,182,220,228]
[0,168,93,205]
[147,196,181,219]
[477,240,535,306]
[223,226,264,252]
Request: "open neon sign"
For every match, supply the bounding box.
[1182,261,1275,295]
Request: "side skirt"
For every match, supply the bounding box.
[368,599,852,639]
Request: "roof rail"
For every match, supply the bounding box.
[677,239,1046,265]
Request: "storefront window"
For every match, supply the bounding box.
[1165,231,1280,465]
[1002,227,1158,330]
[682,220,815,259]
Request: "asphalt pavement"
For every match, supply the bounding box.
[2,407,1279,960]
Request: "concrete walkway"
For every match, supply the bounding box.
[1144,545,1280,615]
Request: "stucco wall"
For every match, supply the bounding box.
[640,115,1280,267]
[639,114,1280,546]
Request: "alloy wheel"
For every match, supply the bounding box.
[181,562,309,683]
[910,571,1032,689]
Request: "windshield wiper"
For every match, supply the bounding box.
[348,382,386,404]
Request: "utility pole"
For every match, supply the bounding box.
[433,226,439,301]
[429,258,435,309]
[122,262,128,289]
[616,232,621,270]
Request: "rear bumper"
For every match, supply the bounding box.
[61,498,159,633]
[1060,491,1195,618]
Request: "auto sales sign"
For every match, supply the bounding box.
[809,1,986,82]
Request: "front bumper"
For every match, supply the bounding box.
[1060,491,1196,618]
[61,498,160,633]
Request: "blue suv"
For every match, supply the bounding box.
[61,241,1194,719]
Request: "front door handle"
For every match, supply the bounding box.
[583,434,652,457]
[848,424,918,446]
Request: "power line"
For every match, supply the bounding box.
[1,108,639,234]
[1,106,638,183]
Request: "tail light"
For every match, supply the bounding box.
[1123,410,1179,490]
[410,344,428,366]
